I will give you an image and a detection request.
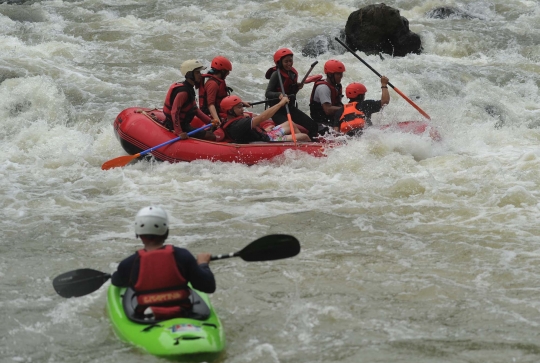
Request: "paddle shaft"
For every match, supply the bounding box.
[138,123,212,158]
[276,68,297,145]
[210,252,239,261]
[334,37,431,120]
[299,60,319,86]
[250,99,279,106]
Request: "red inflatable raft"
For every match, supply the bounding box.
[112,107,440,166]
[113,107,328,165]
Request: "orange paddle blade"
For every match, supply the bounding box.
[101,153,141,170]
[286,114,297,146]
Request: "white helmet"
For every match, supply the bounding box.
[180,59,206,76]
[134,206,169,236]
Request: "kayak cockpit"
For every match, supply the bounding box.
[122,287,211,324]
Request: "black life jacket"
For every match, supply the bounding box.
[221,114,270,143]
[309,80,343,124]
[133,245,191,320]
[162,82,197,132]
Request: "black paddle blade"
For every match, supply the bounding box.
[53,268,111,298]
[238,234,300,262]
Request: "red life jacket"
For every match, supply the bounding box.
[134,245,191,320]
[309,80,343,124]
[265,67,299,95]
[162,82,197,131]
[339,102,366,132]
[199,74,230,116]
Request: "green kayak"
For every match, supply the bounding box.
[106,285,225,361]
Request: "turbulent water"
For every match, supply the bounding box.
[1,0,540,362]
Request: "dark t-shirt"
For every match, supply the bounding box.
[111,245,216,293]
[225,116,270,143]
[333,100,382,128]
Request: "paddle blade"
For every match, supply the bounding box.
[239,234,301,262]
[101,153,140,170]
[53,269,111,298]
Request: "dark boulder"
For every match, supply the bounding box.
[301,30,346,58]
[345,3,422,57]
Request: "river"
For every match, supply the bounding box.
[1,0,540,362]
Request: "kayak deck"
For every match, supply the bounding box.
[107,285,225,361]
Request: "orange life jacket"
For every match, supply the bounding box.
[199,74,230,116]
[309,80,343,124]
[162,82,197,131]
[134,245,191,320]
[339,102,366,132]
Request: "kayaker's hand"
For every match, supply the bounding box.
[279,96,290,105]
[380,76,389,87]
[242,102,251,107]
[211,119,221,127]
[334,126,340,132]
[197,253,212,265]
[179,132,188,140]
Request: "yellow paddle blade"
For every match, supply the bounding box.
[101,153,141,170]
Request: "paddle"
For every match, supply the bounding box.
[52,234,301,298]
[276,69,297,145]
[334,37,431,120]
[299,60,319,86]
[101,123,212,170]
[250,99,279,106]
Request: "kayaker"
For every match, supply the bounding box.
[219,95,311,143]
[111,206,216,320]
[163,59,219,141]
[264,48,318,139]
[199,56,247,122]
[309,59,346,134]
[333,77,390,136]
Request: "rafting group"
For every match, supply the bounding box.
[162,47,391,145]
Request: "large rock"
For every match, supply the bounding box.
[301,30,346,58]
[345,3,422,57]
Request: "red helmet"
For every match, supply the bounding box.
[346,83,367,98]
[324,59,346,74]
[273,48,294,64]
[211,56,232,71]
[220,95,243,113]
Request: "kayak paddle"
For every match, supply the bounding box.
[53,234,301,298]
[210,234,300,261]
[53,268,111,298]
[334,37,431,120]
[101,123,212,170]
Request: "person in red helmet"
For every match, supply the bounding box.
[333,76,390,136]
[199,56,246,123]
[163,60,219,141]
[219,95,310,144]
[264,48,318,139]
[309,59,346,133]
